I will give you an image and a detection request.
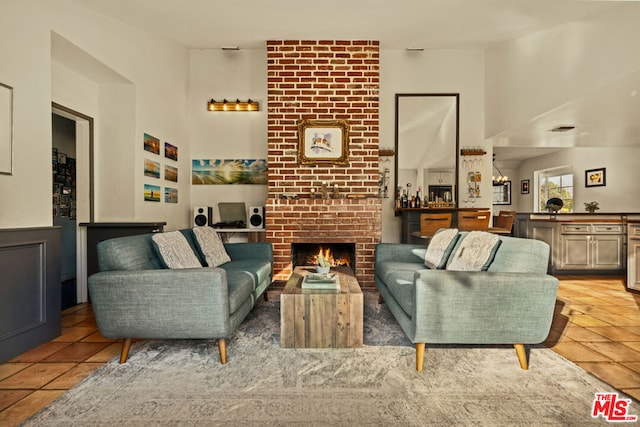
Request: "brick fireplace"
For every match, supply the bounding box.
[265,40,381,289]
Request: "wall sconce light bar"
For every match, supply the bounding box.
[207,98,259,112]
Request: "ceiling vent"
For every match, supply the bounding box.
[550,125,575,132]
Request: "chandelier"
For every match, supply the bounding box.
[492,154,508,185]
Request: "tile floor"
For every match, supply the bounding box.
[1,275,639,425]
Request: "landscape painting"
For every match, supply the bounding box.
[164,187,178,203]
[165,165,178,182]
[144,133,160,155]
[144,184,161,202]
[192,159,267,185]
[144,159,161,178]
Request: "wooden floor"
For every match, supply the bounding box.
[1,275,639,425]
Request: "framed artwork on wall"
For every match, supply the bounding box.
[165,165,178,182]
[191,159,267,185]
[144,133,160,155]
[585,167,606,187]
[165,142,178,161]
[297,119,349,165]
[0,82,13,175]
[521,179,530,194]
[144,159,161,178]
[492,181,511,205]
[144,184,161,202]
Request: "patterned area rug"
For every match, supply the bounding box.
[26,293,639,426]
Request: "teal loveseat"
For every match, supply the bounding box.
[375,231,558,372]
[88,228,272,365]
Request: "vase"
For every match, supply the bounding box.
[316,266,330,274]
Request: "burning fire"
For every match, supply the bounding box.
[312,247,351,267]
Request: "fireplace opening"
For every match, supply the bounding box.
[292,243,355,270]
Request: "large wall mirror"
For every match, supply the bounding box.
[395,93,459,208]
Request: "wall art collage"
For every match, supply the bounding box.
[143,132,179,203]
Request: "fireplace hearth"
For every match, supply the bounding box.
[292,243,355,270]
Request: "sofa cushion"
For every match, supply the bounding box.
[151,231,203,269]
[192,227,231,267]
[424,228,460,269]
[219,259,272,291]
[446,231,501,271]
[384,271,416,317]
[224,269,256,314]
[376,260,424,286]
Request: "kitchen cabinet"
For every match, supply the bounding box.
[628,224,640,291]
[559,224,625,271]
[427,170,454,186]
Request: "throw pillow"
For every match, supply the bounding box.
[192,226,231,267]
[424,228,460,269]
[151,231,202,269]
[446,231,501,271]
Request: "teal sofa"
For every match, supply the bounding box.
[88,228,272,365]
[375,231,558,371]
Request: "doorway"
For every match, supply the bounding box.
[52,103,94,307]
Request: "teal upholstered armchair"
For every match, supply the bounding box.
[88,228,272,364]
[375,232,559,371]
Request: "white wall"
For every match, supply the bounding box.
[379,48,487,242]
[188,49,269,224]
[0,0,190,230]
[485,4,640,138]
[514,147,640,213]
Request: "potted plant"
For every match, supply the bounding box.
[584,201,600,213]
[316,253,331,274]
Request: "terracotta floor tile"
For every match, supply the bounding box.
[568,314,613,327]
[52,326,98,343]
[43,362,104,389]
[550,341,612,362]
[0,363,76,389]
[61,314,93,327]
[0,389,65,426]
[576,362,640,389]
[0,390,31,412]
[85,343,121,362]
[563,324,610,342]
[8,342,70,363]
[0,363,31,381]
[622,341,640,353]
[585,326,640,342]
[582,342,640,362]
[80,330,117,343]
[623,362,640,375]
[621,388,640,402]
[43,342,111,363]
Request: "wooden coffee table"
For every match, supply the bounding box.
[280,266,363,348]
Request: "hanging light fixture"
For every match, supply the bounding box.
[207,98,259,112]
[492,154,508,185]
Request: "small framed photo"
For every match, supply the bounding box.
[297,119,349,165]
[520,179,530,194]
[144,133,160,155]
[144,184,161,202]
[164,142,178,161]
[585,167,606,187]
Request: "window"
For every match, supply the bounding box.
[538,171,573,212]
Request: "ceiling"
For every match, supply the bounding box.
[71,0,640,163]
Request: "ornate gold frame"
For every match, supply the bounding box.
[297,119,349,165]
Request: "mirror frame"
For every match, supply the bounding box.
[394,93,460,209]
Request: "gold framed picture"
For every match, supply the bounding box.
[297,119,349,165]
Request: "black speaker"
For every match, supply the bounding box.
[248,206,265,229]
[193,206,213,227]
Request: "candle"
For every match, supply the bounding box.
[310,188,315,193]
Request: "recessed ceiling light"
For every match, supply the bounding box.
[550,125,575,132]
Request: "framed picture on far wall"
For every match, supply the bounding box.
[521,179,530,194]
[297,119,349,165]
[585,167,606,187]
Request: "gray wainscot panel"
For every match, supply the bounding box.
[0,227,61,362]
